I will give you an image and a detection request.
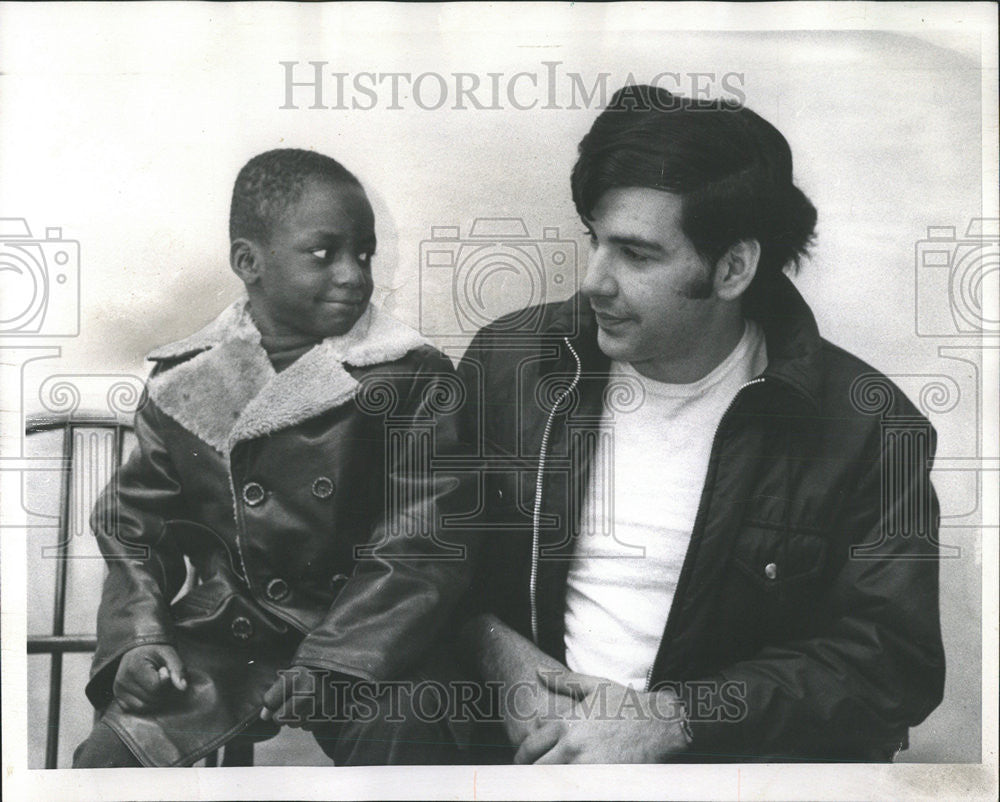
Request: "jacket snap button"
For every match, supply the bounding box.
[242,482,265,506]
[330,572,348,591]
[266,577,289,601]
[764,562,778,580]
[312,476,335,499]
[231,615,254,640]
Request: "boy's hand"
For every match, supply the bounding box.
[260,665,348,731]
[113,644,188,713]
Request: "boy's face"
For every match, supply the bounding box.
[247,178,376,340]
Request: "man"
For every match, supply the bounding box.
[457,85,945,763]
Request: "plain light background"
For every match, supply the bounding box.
[0,1,995,784]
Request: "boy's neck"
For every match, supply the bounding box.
[259,331,322,373]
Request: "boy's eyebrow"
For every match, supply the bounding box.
[298,228,376,245]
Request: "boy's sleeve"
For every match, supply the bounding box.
[85,392,189,708]
[292,348,478,682]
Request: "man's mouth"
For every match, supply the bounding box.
[319,298,365,307]
[592,308,631,328]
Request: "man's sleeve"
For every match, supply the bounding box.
[86,394,189,708]
[682,411,946,761]
[292,349,476,681]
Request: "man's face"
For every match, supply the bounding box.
[249,178,376,339]
[581,187,724,383]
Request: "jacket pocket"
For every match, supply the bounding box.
[732,525,829,593]
[728,525,831,645]
[171,569,292,647]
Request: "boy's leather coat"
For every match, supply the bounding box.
[86,300,472,766]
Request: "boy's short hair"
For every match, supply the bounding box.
[571,84,817,289]
[229,148,362,244]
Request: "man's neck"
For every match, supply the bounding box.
[629,314,747,385]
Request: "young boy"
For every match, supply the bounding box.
[73,149,472,767]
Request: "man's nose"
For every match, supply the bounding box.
[580,246,616,298]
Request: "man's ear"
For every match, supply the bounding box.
[230,238,262,285]
[713,239,760,301]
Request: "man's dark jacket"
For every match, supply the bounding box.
[456,275,945,761]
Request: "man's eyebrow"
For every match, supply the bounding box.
[606,234,666,253]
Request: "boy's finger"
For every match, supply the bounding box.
[260,679,286,720]
[133,660,167,693]
[117,690,150,713]
[160,648,188,691]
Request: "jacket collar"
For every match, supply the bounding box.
[146,296,429,453]
[548,273,824,408]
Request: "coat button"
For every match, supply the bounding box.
[312,476,335,499]
[266,577,289,601]
[330,572,348,591]
[242,482,265,506]
[764,562,778,580]
[231,616,254,640]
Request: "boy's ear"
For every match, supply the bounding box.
[713,239,760,301]
[230,238,263,285]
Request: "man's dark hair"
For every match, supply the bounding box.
[229,148,362,243]
[571,84,817,289]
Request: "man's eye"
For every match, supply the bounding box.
[310,248,332,261]
[622,247,651,263]
[357,250,373,263]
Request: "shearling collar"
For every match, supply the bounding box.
[146,296,430,453]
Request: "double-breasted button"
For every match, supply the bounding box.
[231,616,254,640]
[764,562,778,580]
[242,481,266,506]
[266,577,290,601]
[312,476,335,499]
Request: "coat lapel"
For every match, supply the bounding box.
[147,297,430,454]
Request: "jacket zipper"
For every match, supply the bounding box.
[643,375,766,691]
[529,337,582,644]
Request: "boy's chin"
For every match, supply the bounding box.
[312,307,367,337]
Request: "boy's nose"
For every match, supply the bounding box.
[330,255,366,287]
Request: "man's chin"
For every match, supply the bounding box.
[595,328,635,362]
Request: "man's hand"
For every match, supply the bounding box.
[260,665,346,731]
[514,669,691,764]
[113,644,188,713]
